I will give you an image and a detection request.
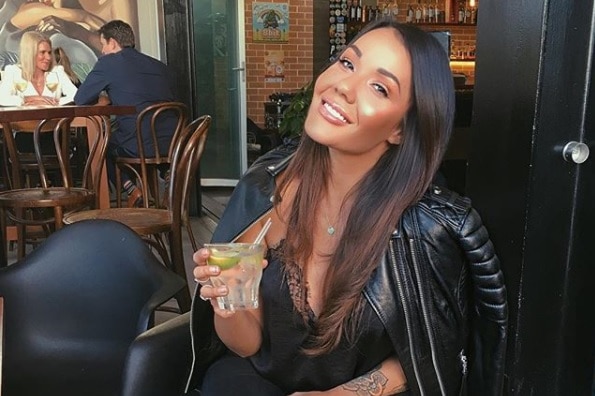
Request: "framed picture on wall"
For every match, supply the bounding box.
[252,2,289,43]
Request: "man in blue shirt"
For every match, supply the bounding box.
[74,20,178,207]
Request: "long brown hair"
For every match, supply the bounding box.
[54,47,80,86]
[276,19,455,355]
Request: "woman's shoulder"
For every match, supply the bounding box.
[409,185,475,232]
[4,64,21,73]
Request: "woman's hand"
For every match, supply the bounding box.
[23,95,58,106]
[193,247,268,319]
[192,248,235,317]
[193,246,267,357]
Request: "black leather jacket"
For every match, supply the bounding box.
[186,145,508,396]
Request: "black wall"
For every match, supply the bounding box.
[467,0,595,394]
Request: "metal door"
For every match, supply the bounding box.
[191,0,247,186]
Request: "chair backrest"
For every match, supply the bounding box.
[0,219,186,396]
[1,118,69,190]
[135,101,188,163]
[165,115,211,275]
[168,115,211,219]
[1,115,108,197]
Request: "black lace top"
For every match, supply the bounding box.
[249,242,394,393]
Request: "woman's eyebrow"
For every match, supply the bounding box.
[350,44,362,58]
[378,68,401,91]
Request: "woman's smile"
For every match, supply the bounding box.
[318,99,350,125]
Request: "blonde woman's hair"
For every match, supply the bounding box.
[19,31,53,81]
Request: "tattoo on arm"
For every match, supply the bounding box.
[341,365,389,396]
[387,384,409,394]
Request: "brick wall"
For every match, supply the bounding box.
[245,0,314,127]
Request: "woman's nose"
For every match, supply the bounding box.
[334,76,357,104]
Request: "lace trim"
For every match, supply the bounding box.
[269,240,315,324]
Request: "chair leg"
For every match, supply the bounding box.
[16,210,26,260]
[168,231,191,313]
[150,168,160,208]
[0,207,7,267]
[116,163,122,208]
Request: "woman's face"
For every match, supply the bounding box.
[304,27,413,161]
[35,41,53,72]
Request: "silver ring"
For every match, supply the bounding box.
[199,294,211,302]
[195,278,210,285]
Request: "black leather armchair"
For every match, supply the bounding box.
[121,311,194,396]
[0,219,186,396]
[121,293,227,396]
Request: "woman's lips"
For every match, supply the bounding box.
[318,100,350,125]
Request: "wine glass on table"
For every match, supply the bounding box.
[14,79,28,102]
[45,72,60,104]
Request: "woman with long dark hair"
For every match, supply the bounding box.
[191,18,507,396]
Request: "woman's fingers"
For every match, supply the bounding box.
[198,284,236,318]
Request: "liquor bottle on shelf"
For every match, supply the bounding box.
[415,0,422,23]
[450,0,457,23]
[382,1,390,17]
[428,0,435,23]
[465,3,472,24]
[406,2,414,23]
[457,0,465,23]
[349,0,357,22]
[391,0,400,17]
[434,0,442,23]
[421,0,428,23]
[356,0,363,22]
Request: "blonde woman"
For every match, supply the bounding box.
[0,31,77,106]
[0,31,78,154]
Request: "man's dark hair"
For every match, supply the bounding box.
[98,20,135,49]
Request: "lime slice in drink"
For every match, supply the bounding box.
[208,251,241,270]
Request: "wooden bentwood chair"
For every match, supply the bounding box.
[63,115,212,313]
[114,102,188,208]
[0,115,110,266]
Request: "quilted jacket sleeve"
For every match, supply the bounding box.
[457,207,508,395]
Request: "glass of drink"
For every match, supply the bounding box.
[204,243,265,312]
[45,72,60,101]
[14,79,28,99]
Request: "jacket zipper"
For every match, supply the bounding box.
[389,239,426,396]
[459,350,468,376]
[409,238,447,396]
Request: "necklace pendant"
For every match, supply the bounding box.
[327,225,335,236]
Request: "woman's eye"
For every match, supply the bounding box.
[372,83,389,97]
[339,58,354,71]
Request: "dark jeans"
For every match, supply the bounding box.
[106,141,171,193]
[106,141,136,191]
[192,355,284,396]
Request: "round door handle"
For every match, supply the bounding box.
[562,141,590,164]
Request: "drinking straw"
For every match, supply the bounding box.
[253,218,272,245]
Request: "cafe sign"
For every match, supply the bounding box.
[252,2,289,43]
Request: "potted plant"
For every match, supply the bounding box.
[278,80,313,141]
